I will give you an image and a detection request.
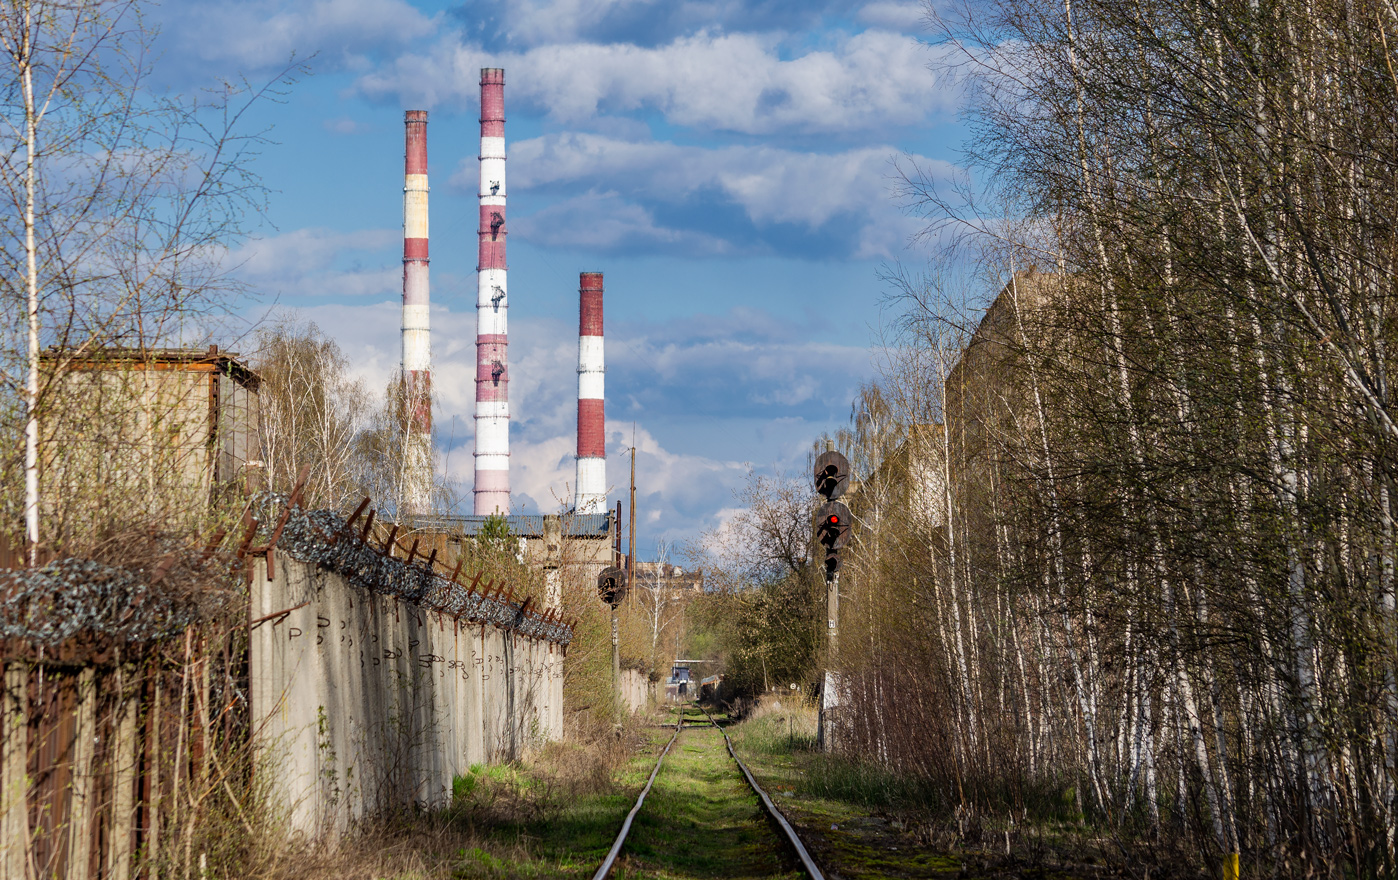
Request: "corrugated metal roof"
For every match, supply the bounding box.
[408,513,612,538]
[41,345,260,389]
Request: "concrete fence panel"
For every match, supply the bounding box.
[618,668,654,714]
[247,503,569,838]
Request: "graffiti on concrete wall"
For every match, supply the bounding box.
[244,496,568,836]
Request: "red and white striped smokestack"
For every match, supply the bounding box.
[474,68,510,515]
[575,272,606,514]
[402,110,432,513]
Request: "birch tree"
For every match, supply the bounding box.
[820,0,1398,871]
[0,0,286,558]
[253,319,366,511]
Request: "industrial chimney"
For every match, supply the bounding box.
[402,110,432,514]
[575,272,606,514]
[474,68,510,515]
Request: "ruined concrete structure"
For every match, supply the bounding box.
[39,347,261,538]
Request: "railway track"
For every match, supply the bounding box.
[592,704,825,880]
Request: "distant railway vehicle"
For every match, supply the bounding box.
[700,674,723,701]
[665,666,691,701]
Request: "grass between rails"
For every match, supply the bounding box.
[725,700,1125,880]
[610,706,804,879]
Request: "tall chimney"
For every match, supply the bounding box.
[575,272,606,514]
[474,68,510,515]
[402,110,432,514]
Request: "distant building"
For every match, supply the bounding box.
[666,665,691,701]
[843,272,1060,548]
[632,560,705,593]
[410,512,616,570]
[39,346,261,542]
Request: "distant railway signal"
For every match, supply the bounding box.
[597,566,627,608]
[812,450,850,752]
[813,450,850,500]
[815,500,852,581]
[823,548,842,577]
[816,501,852,550]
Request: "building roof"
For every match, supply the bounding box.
[410,513,612,538]
[41,345,260,389]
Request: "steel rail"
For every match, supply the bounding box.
[698,705,827,880]
[591,712,684,880]
[593,705,825,879]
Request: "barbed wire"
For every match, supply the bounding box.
[250,494,572,646]
[0,558,203,647]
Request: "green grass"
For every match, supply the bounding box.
[730,712,944,813]
[725,705,1103,880]
[723,710,959,879]
[442,721,674,879]
[611,710,803,879]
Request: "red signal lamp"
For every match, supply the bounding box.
[816,500,852,550]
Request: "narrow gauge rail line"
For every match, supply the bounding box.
[591,705,826,880]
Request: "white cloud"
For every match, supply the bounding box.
[454,419,750,540]
[355,28,957,135]
[157,0,437,73]
[482,133,950,258]
[612,326,868,416]
[857,1,929,30]
[323,116,375,135]
[513,192,733,254]
[230,227,399,299]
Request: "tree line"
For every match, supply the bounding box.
[698,0,1398,874]
[818,0,1398,874]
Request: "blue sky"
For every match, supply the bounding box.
[152,0,964,555]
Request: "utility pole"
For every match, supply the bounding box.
[827,571,839,670]
[614,500,622,566]
[611,608,621,702]
[628,439,636,606]
[612,500,622,697]
[813,447,851,751]
[598,557,624,709]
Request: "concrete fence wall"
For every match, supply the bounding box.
[250,553,565,836]
[618,667,653,715]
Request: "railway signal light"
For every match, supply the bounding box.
[816,501,852,550]
[597,566,627,608]
[816,499,852,580]
[823,548,842,577]
[813,450,850,500]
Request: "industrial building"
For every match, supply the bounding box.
[38,345,261,542]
